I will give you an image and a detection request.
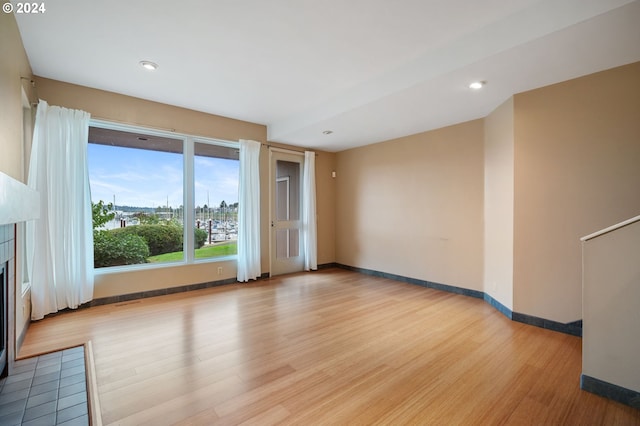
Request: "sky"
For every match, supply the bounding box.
[88,144,239,209]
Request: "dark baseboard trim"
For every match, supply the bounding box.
[581,374,640,410]
[483,293,513,320]
[90,271,279,307]
[335,264,484,299]
[318,262,338,270]
[62,267,331,312]
[88,276,239,307]
[335,263,581,337]
[512,313,582,337]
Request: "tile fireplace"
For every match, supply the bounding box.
[0,224,14,377]
[0,171,39,377]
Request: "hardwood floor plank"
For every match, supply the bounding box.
[19,268,640,425]
[237,404,291,426]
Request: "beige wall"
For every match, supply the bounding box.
[582,217,640,393]
[0,13,36,180]
[35,78,336,298]
[335,120,485,291]
[0,13,37,357]
[315,152,337,265]
[513,62,640,323]
[34,78,266,144]
[484,97,514,309]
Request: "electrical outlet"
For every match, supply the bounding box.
[217,266,223,275]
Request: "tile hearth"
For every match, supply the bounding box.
[0,346,88,426]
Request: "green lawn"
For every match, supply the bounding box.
[147,241,237,263]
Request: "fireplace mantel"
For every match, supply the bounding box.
[0,172,39,225]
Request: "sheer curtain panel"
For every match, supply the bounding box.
[302,151,318,271]
[27,100,94,320]
[237,139,261,282]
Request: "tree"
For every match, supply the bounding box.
[92,200,115,229]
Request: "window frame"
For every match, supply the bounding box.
[19,88,34,294]
[89,119,239,274]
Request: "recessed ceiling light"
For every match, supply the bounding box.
[322,130,333,135]
[140,60,159,71]
[469,81,486,90]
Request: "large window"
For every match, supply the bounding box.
[88,123,239,269]
[194,142,239,260]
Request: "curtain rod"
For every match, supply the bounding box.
[263,143,317,156]
[91,117,178,133]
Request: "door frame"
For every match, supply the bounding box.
[269,148,305,277]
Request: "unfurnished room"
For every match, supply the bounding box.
[1,1,640,425]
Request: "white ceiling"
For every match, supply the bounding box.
[14,0,640,152]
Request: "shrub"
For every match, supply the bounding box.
[112,224,183,256]
[194,228,207,249]
[94,231,149,267]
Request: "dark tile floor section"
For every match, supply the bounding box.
[0,347,89,426]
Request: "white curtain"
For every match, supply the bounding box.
[27,100,93,320]
[237,139,261,282]
[302,151,318,271]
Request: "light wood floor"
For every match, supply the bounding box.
[19,268,640,425]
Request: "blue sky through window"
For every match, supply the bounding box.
[88,144,239,209]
